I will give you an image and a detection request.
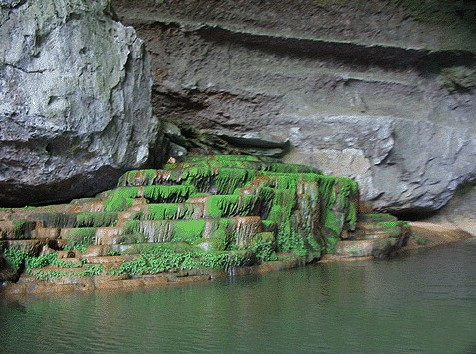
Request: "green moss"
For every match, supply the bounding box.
[194,237,228,252]
[116,233,148,244]
[358,213,398,222]
[12,220,35,238]
[25,253,57,270]
[111,243,254,276]
[4,248,28,272]
[376,221,409,238]
[206,195,258,218]
[62,228,96,248]
[31,213,78,228]
[323,210,341,235]
[117,169,159,187]
[119,242,192,255]
[268,163,322,174]
[142,185,196,202]
[103,187,139,212]
[346,202,358,231]
[250,232,277,262]
[261,220,277,232]
[139,203,196,220]
[123,220,173,242]
[104,185,196,212]
[64,244,89,252]
[172,156,322,175]
[75,212,118,227]
[30,265,105,281]
[321,210,344,253]
[168,155,261,171]
[263,188,301,254]
[377,221,408,228]
[148,203,181,219]
[1,154,373,278]
[122,220,140,234]
[207,218,235,249]
[412,234,429,245]
[215,169,257,194]
[0,220,35,240]
[123,219,207,243]
[173,220,206,243]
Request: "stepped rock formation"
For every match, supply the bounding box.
[0,0,159,206]
[0,156,409,294]
[112,0,476,215]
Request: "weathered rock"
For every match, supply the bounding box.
[428,181,476,235]
[0,0,159,207]
[284,116,476,213]
[162,121,189,148]
[202,129,290,158]
[113,0,476,214]
[0,254,17,282]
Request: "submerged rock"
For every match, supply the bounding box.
[0,0,159,207]
[0,155,409,293]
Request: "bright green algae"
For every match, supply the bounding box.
[2,155,362,280]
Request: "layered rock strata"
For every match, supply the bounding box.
[0,155,409,294]
[112,0,476,214]
[0,0,159,206]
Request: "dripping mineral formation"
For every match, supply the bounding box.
[0,155,410,295]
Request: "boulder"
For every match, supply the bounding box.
[0,0,160,207]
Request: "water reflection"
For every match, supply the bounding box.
[1,239,475,353]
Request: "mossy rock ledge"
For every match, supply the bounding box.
[0,155,410,295]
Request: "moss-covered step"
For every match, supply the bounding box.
[103,185,197,212]
[334,237,406,258]
[334,220,411,258]
[165,154,322,174]
[357,213,398,222]
[350,221,410,239]
[126,195,259,221]
[1,154,413,290]
[121,216,263,248]
[0,220,36,240]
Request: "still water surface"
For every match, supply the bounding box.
[1,239,476,353]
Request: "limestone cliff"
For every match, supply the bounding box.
[112,0,476,215]
[0,0,160,206]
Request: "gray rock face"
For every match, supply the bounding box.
[113,0,476,214]
[0,0,159,206]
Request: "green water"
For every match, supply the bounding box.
[1,239,476,353]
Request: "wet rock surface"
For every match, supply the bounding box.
[0,155,409,295]
[0,0,159,207]
[112,0,476,214]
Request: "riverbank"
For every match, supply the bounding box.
[315,221,474,263]
[0,156,469,298]
[1,253,310,299]
[2,221,472,298]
